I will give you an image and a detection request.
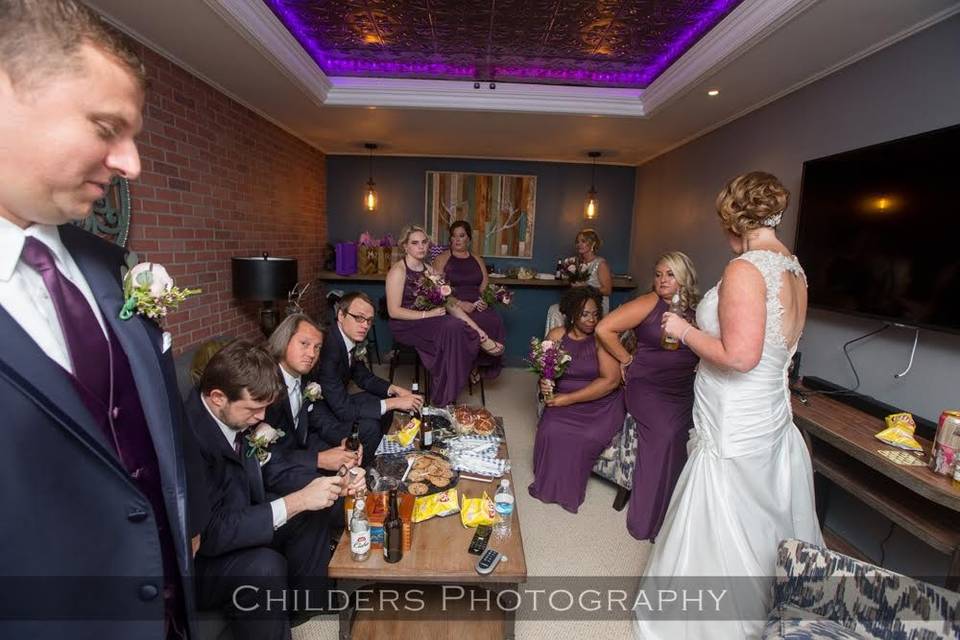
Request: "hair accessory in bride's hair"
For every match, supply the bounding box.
[761,212,783,228]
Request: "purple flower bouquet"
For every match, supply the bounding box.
[526,337,573,400]
[412,271,453,311]
[481,283,514,308]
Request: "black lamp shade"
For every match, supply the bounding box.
[232,255,298,301]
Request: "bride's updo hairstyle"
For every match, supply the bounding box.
[716,171,789,235]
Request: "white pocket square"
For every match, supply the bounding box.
[162,331,173,353]
[308,404,314,413]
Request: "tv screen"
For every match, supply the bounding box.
[795,124,960,334]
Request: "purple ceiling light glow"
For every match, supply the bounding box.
[262,0,743,89]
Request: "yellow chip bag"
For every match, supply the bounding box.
[396,417,421,447]
[412,488,459,523]
[460,492,497,528]
[875,412,923,452]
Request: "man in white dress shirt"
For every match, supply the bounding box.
[0,2,201,637]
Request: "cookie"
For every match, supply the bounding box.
[407,482,429,496]
[430,476,450,488]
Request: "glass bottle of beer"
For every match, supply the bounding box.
[383,489,403,563]
[346,421,361,452]
[350,495,370,562]
[661,293,683,350]
[420,413,433,451]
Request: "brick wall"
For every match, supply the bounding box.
[126,44,327,353]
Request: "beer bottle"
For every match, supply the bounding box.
[383,489,403,563]
[555,260,563,280]
[661,293,682,351]
[350,495,370,562]
[346,421,361,452]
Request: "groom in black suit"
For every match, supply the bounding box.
[0,3,201,637]
[313,291,423,461]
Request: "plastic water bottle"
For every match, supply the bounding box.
[493,479,515,538]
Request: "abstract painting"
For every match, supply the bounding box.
[425,171,536,258]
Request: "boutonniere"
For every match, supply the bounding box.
[119,262,201,322]
[353,341,368,362]
[246,422,285,465]
[302,381,323,402]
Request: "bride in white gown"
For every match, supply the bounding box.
[634,172,823,640]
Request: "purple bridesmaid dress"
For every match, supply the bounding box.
[388,262,480,406]
[443,253,505,379]
[624,297,698,540]
[528,333,625,513]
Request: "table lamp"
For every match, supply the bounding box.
[232,253,298,336]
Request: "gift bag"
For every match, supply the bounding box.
[377,246,392,273]
[335,242,357,276]
[358,245,379,275]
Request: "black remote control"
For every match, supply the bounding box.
[476,548,506,575]
[468,525,492,555]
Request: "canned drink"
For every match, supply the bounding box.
[929,410,960,475]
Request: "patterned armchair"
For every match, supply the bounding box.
[763,538,960,639]
[591,414,638,510]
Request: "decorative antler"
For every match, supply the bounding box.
[484,205,523,238]
[286,281,312,315]
[439,198,469,228]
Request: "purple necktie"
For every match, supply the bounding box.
[20,237,111,406]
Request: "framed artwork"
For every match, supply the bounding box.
[425,171,536,258]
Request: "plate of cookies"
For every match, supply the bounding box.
[403,452,459,497]
[451,405,499,436]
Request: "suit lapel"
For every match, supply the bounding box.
[60,227,187,545]
[0,307,128,474]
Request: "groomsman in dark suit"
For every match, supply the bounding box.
[0,2,201,638]
[188,340,364,640]
[313,291,423,461]
[261,313,361,495]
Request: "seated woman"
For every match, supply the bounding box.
[595,251,700,541]
[529,286,625,513]
[433,220,506,380]
[386,225,502,406]
[544,228,613,333]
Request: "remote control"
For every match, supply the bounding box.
[475,549,506,575]
[468,525,492,555]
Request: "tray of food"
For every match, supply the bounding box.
[451,405,499,436]
[402,452,459,497]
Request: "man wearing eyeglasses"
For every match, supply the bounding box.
[313,291,422,462]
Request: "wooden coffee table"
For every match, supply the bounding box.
[329,429,527,639]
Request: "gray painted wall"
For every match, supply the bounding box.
[629,14,960,580]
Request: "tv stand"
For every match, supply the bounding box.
[793,389,960,589]
[801,376,936,439]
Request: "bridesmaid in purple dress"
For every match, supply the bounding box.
[529,287,625,513]
[433,221,505,380]
[386,226,501,406]
[596,251,700,540]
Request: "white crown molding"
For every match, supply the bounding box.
[641,0,818,115]
[328,150,636,166]
[204,0,332,104]
[325,77,645,116]
[637,1,960,166]
[93,8,327,153]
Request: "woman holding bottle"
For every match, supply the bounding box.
[595,251,700,540]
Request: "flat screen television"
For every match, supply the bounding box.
[795,123,960,334]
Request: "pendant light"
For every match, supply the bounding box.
[364,143,378,212]
[584,151,600,220]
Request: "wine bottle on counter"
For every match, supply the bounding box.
[555,260,563,280]
[383,489,403,563]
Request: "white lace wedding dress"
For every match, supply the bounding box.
[634,250,823,640]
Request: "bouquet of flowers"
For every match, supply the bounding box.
[481,283,514,308]
[412,271,453,311]
[560,256,591,283]
[526,337,573,401]
[120,262,200,321]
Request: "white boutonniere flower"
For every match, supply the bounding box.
[302,381,323,402]
[353,341,368,363]
[246,422,285,465]
[120,262,201,322]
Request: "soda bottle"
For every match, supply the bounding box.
[661,293,682,350]
[350,495,370,562]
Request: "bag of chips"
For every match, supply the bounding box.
[395,417,421,448]
[460,491,496,528]
[411,488,459,523]
[875,412,923,452]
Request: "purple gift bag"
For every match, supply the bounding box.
[336,242,357,275]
